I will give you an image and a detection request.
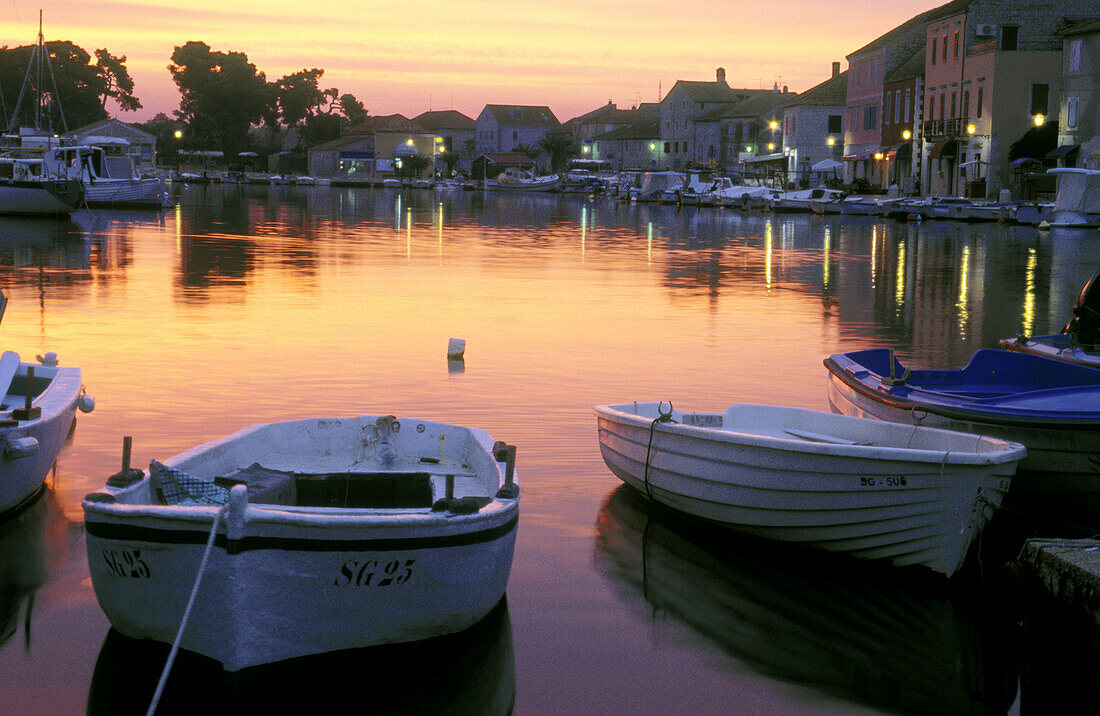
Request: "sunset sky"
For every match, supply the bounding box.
[3,0,946,123]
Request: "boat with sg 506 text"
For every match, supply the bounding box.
[594,401,1024,577]
[82,414,519,671]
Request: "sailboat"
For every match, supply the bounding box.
[0,13,84,215]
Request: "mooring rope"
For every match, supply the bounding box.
[147,505,228,716]
[643,402,676,499]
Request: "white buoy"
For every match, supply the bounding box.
[1038,220,1052,231]
[447,338,466,358]
[36,351,58,367]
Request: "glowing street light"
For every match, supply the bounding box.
[767,142,775,151]
[768,120,779,130]
[649,142,657,151]
[902,129,911,140]
[826,137,836,146]
[1033,113,1045,127]
[873,152,884,160]
[967,123,977,135]
[174,130,182,139]
[406,138,415,146]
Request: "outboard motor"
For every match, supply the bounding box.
[1063,270,1100,346]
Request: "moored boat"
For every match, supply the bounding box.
[594,401,1023,576]
[483,168,560,192]
[82,414,520,671]
[770,187,845,212]
[824,348,1100,512]
[0,151,84,215]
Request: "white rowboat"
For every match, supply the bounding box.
[594,402,1025,577]
[83,414,519,671]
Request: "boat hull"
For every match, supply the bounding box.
[83,414,520,671]
[483,177,561,192]
[0,364,81,514]
[84,178,166,207]
[85,505,517,671]
[0,179,84,215]
[595,403,1021,576]
[824,357,1100,511]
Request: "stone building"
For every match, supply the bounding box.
[781,63,848,185]
[473,105,559,156]
[591,119,661,171]
[1056,18,1100,169]
[879,49,925,193]
[65,118,158,169]
[413,110,476,174]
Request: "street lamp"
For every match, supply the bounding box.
[767,142,775,151]
[967,123,977,135]
[873,152,884,161]
[902,129,911,140]
[1033,113,1045,127]
[174,129,182,139]
[768,120,778,130]
[826,137,836,146]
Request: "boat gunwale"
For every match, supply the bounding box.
[594,402,1026,465]
[823,355,1100,428]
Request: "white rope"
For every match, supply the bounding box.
[147,506,227,716]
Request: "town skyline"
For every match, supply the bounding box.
[0,0,948,123]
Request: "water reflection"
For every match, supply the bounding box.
[87,598,514,715]
[0,489,56,652]
[594,486,1017,715]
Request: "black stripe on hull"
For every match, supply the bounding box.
[86,514,519,554]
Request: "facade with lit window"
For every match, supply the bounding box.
[879,49,924,193]
[591,120,661,171]
[919,0,1092,198]
[781,63,847,186]
[1057,18,1100,169]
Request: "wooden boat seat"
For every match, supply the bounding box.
[216,463,298,505]
[217,463,436,508]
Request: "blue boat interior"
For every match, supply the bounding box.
[841,348,1100,398]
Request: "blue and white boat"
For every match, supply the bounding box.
[824,348,1100,511]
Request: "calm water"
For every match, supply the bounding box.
[0,184,1097,714]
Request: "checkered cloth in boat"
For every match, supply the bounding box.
[149,459,230,506]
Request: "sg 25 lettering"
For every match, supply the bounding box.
[334,558,415,587]
[102,549,151,578]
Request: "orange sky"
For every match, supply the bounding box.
[3,0,946,123]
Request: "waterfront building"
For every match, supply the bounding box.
[306,114,435,179]
[780,63,848,187]
[843,3,954,187]
[563,102,658,159]
[590,119,661,171]
[413,110,476,174]
[879,49,924,193]
[473,105,559,157]
[659,68,771,170]
[692,90,796,180]
[918,0,1096,198]
[1056,18,1100,169]
[65,118,157,169]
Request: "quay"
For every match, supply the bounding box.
[1014,538,1100,711]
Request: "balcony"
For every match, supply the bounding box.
[922,118,969,140]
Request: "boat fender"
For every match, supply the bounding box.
[495,483,520,500]
[78,386,95,413]
[2,435,37,459]
[36,351,58,367]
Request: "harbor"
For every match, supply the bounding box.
[0,183,1098,713]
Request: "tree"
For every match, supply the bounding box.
[399,153,431,178]
[168,41,274,156]
[0,39,138,131]
[94,49,141,112]
[536,133,578,173]
[338,93,367,126]
[275,68,325,128]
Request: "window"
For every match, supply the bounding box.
[1068,98,1079,129]
[512,131,518,140]
[962,90,970,119]
[884,91,892,124]
[942,33,948,61]
[828,114,842,133]
[976,86,983,118]
[863,104,878,131]
[928,94,935,120]
[708,145,714,158]
[1030,83,1049,116]
[939,92,946,120]
[950,91,957,119]
[931,37,937,65]
[895,92,901,125]
[1002,25,1019,51]
[663,142,670,154]
[953,29,959,59]
[1069,40,1082,74]
[903,89,911,121]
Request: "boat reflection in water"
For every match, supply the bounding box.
[594,486,1018,715]
[87,597,514,715]
[0,487,51,651]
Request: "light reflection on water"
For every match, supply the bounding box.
[0,185,1096,714]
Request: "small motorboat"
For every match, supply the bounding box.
[83,414,520,671]
[770,187,846,212]
[1000,269,1100,368]
[594,401,1024,577]
[824,348,1100,512]
[483,169,560,192]
[0,291,94,516]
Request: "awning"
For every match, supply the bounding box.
[886,142,911,159]
[1047,144,1080,158]
[740,152,786,164]
[841,152,872,162]
[928,140,958,159]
